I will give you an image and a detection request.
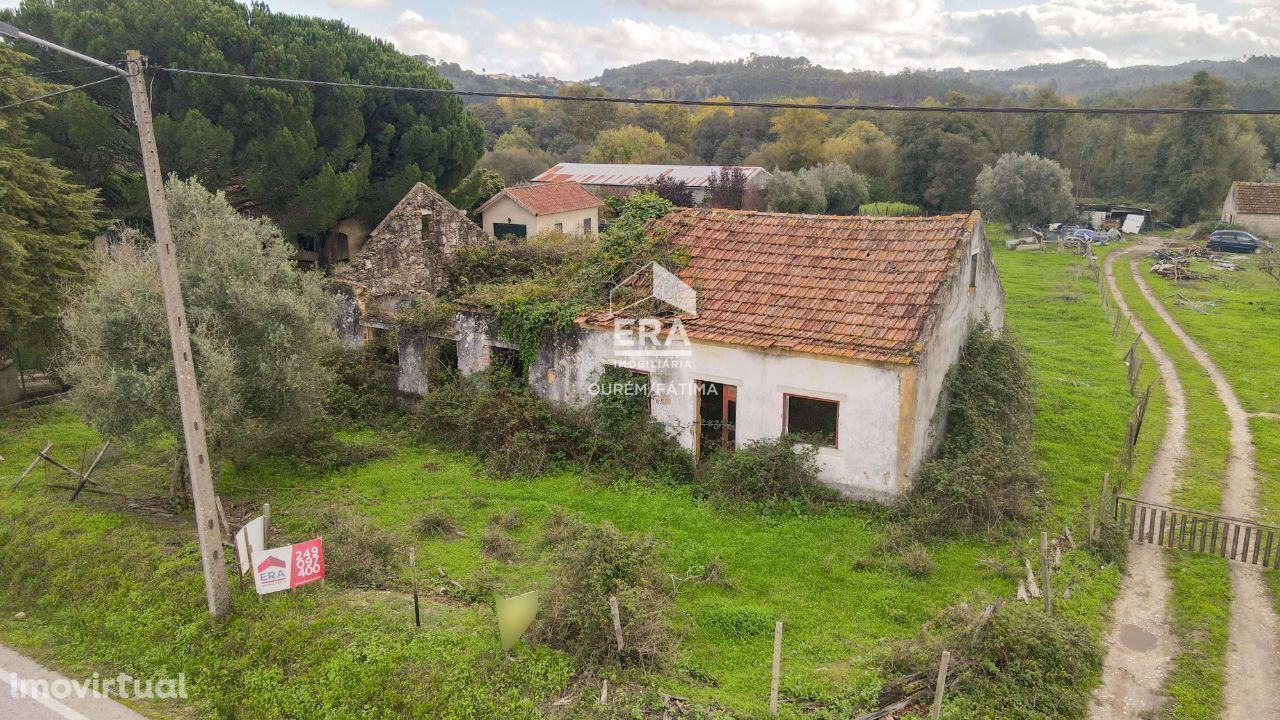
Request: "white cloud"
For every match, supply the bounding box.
[386,0,1280,79]
[383,9,484,66]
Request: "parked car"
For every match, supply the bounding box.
[1072,228,1099,242]
[1206,230,1270,253]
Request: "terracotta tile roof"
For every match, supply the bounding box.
[582,208,980,364]
[479,181,601,216]
[1232,182,1280,215]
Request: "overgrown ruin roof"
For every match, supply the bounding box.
[1231,182,1280,215]
[477,181,602,216]
[337,182,486,301]
[581,209,980,365]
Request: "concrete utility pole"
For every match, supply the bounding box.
[0,22,232,618]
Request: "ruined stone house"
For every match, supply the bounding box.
[339,190,1006,500]
[333,181,487,395]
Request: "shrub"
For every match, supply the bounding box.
[905,320,1041,536]
[315,509,398,589]
[582,366,693,483]
[964,607,1100,718]
[323,350,398,425]
[531,520,679,667]
[696,436,835,503]
[488,508,525,531]
[886,604,1099,720]
[417,369,585,478]
[418,367,691,482]
[412,510,461,539]
[481,527,520,563]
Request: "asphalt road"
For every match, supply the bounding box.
[0,644,150,720]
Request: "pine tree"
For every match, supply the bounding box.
[0,46,101,378]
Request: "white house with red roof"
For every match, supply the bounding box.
[476,181,602,239]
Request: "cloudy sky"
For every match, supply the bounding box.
[6,0,1280,78]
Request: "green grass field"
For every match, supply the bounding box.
[0,228,1168,719]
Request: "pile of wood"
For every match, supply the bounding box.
[1150,246,1213,281]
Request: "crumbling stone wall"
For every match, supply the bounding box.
[337,182,486,300]
[455,309,518,378]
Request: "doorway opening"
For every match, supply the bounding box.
[696,380,736,461]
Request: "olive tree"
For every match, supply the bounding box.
[60,178,338,478]
[972,152,1076,229]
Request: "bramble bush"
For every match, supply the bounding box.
[416,367,692,481]
[696,435,836,504]
[532,518,679,667]
[904,320,1041,536]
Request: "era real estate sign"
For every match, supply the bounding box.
[251,538,325,595]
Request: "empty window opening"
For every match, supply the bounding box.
[368,327,399,366]
[421,213,433,243]
[430,338,459,385]
[785,394,838,448]
[583,217,593,233]
[697,381,737,461]
[490,346,525,381]
[969,252,978,290]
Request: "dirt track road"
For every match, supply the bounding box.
[1089,243,1183,719]
[1129,251,1280,720]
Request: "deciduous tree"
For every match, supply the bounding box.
[585,125,669,163]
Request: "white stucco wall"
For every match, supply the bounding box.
[481,197,536,238]
[532,326,906,501]
[905,225,1007,486]
[481,197,599,238]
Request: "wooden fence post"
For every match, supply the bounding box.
[1099,472,1111,531]
[931,649,951,720]
[1041,531,1052,615]
[609,595,625,654]
[263,502,271,544]
[769,621,783,716]
[410,547,420,628]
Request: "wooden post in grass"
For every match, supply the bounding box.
[1041,532,1052,615]
[1099,472,1111,532]
[410,547,420,628]
[931,649,950,720]
[262,503,271,544]
[12,441,52,490]
[769,621,783,716]
[609,595,625,655]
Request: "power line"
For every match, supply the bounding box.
[0,73,120,111]
[154,65,1280,116]
[0,62,123,82]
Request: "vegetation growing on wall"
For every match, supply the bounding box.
[457,192,678,363]
[905,320,1042,536]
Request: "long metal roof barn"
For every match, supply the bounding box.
[530,163,771,189]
